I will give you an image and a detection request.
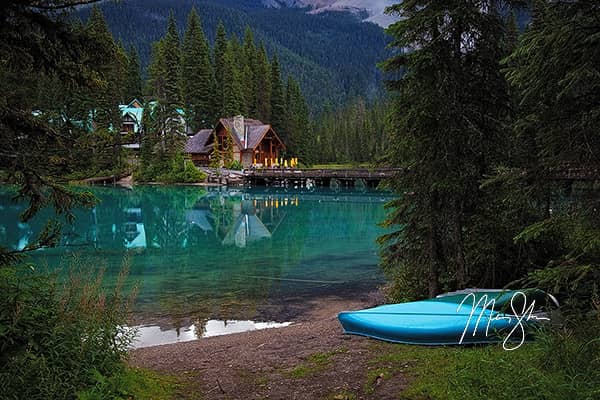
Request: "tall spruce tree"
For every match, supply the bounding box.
[83,6,128,173]
[379,1,516,298]
[270,54,286,135]
[285,76,313,165]
[213,21,228,114]
[242,26,257,116]
[85,5,125,131]
[145,11,185,176]
[502,0,600,310]
[124,45,143,101]
[254,43,272,122]
[161,12,182,111]
[182,7,215,131]
[222,40,244,116]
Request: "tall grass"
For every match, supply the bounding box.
[0,256,138,399]
[371,322,600,400]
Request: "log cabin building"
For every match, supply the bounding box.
[119,99,144,135]
[184,129,214,166]
[185,115,286,168]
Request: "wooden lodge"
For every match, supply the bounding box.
[184,129,214,166]
[185,115,286,168]
[119,99,143,135]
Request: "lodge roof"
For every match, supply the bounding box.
[217,117,285,151]
[184,129,213,154]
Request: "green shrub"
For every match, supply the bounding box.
[0,258,137,400]
[137,153,206,184]
[178,159,207,183]
[77,368,176,400]
[225,159,243,171]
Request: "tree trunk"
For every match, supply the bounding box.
[454,209,467,289]
[428,213,441,298]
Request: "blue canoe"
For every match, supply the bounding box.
[338,289,558,345]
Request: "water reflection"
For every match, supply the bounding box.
[124,208,146,249]
[0,186,391,328]
[0,188,303,252]
[132,319,293,348]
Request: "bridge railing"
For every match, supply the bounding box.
[244,168,404,179]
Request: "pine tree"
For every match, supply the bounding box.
[222,40,244,116]
[182,7,215,131]
[162,11,182,111]
[85,5,125,131]
[148,13,182,110]
[379,1,515,297]
[83,6,128,173]
[285,76,313,164]
[270,54,286,135]
[145,11,186,177]
[213,21,228,108]
[242,26,257,116]
[147,40,166,100]
[125,45,143,101]
[254,43,272,122]
[501,0,600,309]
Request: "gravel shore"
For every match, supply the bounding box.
[129,292,407,399]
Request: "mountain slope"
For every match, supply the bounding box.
[79,0,391,112]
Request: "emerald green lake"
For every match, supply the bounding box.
[0,186,390,344]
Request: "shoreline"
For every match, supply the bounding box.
[128,291,407,399]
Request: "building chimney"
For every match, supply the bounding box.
[233,115,245,145]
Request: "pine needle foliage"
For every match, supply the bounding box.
[380,0,518,297]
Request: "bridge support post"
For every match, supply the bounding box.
[330,178,341,190]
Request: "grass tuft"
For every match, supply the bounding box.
[286,348,347,379]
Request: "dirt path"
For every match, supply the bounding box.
[129,293,408,399]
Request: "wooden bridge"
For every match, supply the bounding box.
[243,168,403,188]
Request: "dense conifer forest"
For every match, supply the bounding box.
[77,0,391,112]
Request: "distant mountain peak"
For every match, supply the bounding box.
[261,0,304,7]
[262,0,398,28]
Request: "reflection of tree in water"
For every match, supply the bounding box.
[136,186,207,251]
[207,192,235,241]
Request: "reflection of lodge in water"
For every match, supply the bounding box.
[93,193,299,251]
[222,200,272,248]
[197,194,297,248]
[220,197,297,248]
[123,208,147,249]
[114,193,297,250]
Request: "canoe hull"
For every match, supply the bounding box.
[338,299,527,345]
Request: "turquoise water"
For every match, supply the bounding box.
[0,186,390,328]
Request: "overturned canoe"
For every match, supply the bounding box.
[338,289,558,346]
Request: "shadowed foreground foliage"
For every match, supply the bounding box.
[0,257,139,399]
